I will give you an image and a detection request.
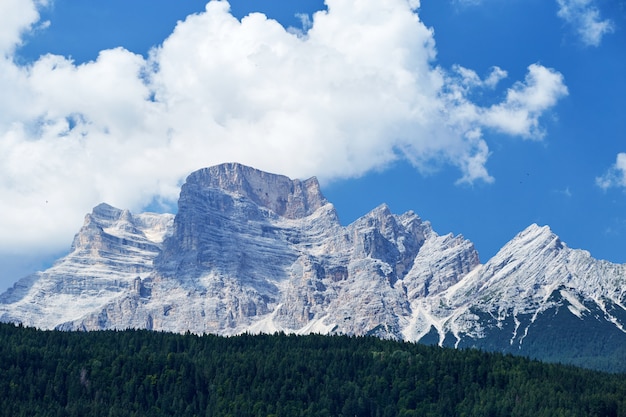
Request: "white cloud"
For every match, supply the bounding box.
[452,0,614,47]
[451,65,507,90]
[596,153,626,190]
[441,63,568,140]
[556,0,614,46]
[0,0,568,286]
[483,67,508,89]
[481,64,568,138]
[0,0,44,54]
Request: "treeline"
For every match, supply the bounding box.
[1,322,625,417]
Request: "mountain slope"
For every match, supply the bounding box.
[0,203,173,328]
[1,162,625,371]
[444,224,626,368]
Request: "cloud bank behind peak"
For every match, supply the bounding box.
[0,0,567,257]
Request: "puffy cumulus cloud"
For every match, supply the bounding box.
[556,0,614,47]
[596,153,626,190]
[441,63,568,140]
[0,0,42,54]
[481,64,568,138]
[0,0,567,268]
[148,0,445,182]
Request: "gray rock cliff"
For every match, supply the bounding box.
[2,163,626,371]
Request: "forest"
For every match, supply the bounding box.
[1,322,625,417]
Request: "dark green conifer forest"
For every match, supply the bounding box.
[1,322,625,417]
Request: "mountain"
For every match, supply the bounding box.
[0,203,174,329]
[2,162,626,371]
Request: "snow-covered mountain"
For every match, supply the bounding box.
[2,163,626,371]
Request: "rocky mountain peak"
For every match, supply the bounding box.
[489,223,565,265]
[91,202,125,222]
[3,164,626,372]
[515,223,558,243]
[183,163,327,219]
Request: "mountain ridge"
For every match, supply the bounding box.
[2,162,625,371]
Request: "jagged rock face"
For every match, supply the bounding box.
[1,163,472,337]
[183,163,327,220]
[157,164,317,281]
[2,163,626,371]
[0,203,173,328]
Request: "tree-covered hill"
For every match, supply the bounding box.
[1,323,625,417]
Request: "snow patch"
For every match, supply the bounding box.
[510,315,521,346]
[560,289,588,318]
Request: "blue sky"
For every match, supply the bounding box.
[0,0,624,291]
